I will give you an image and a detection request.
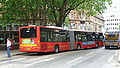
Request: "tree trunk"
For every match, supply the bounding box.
[56,0,67,27]
[56,11,66,27]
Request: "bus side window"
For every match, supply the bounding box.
[53,33,60,42]
[47,31,52,42]
[82,35,87,41]
[66,33,70,42]
[61,33,66,42]
[40,32,48,42]
[40,28,48,42]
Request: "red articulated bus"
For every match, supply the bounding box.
[72,30,104,49]
[19,26,104,53]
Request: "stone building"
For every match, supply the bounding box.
[69,10,104,32]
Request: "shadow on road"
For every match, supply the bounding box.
[103,47,120,50]
[22,47,102,56]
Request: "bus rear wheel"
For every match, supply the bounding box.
[54,45,59,53]
[105,46,109,49]
[77,44,81,50]
[96,43,99,47]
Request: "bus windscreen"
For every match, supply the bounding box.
[108,35,115,37]
[106,33,119,40]
[20,27,37,38]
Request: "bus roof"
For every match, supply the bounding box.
[69,29,102,33]
[20,26,68,31]
[19,26,103,33]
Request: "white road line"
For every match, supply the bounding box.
[67,57,83,64]
[115,51,119,56]
[86,52,94,56]
[108,55,114,63]
[25,58,55,66]
[118,50,120,62]
[0,58,26,64]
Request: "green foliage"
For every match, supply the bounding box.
[77,0,112,16]
[65,17,69,27]
[0,0,112,27]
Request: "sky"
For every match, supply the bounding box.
[102,0,120,32]
[103,0,120,19]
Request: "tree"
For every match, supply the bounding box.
[77,0,112,16]
[0,0,112,27]
[0,0,47,25]
[44,0,86,27]
[44,0,112,27]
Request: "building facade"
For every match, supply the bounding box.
[103,0,120,32]
[69,10,104,32]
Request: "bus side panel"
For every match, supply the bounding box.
[40,42,70,52]
[40,42,54,52]
[81,41,96,48]
[95,41,104,47]
[59,42,70,51]
[74,41,96,49]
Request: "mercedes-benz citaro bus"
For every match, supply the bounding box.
[19,26,104,53]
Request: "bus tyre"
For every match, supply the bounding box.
[105,46,109,49]
[96,43,99,47]
[77,45,81,50]
[54,45,59,53]
[105,46,107,49]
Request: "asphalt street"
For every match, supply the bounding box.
[0,47,119,68]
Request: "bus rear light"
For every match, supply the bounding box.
[37,41,40,44]
[35,48,40,50]
[105,43,109,45]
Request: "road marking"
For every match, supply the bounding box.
[108,55,114,63]
[67,57,83,64]
[86,52,94,56]
[118,50,120,63]
[25,58,55,66]
[115,51,119,56]
[0,58,26,64]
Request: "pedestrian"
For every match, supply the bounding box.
[7,38,11,58]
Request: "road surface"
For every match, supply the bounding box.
[0,47,119,68]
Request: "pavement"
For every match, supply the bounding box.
[0,49,27,59]
[118,50,120,63]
